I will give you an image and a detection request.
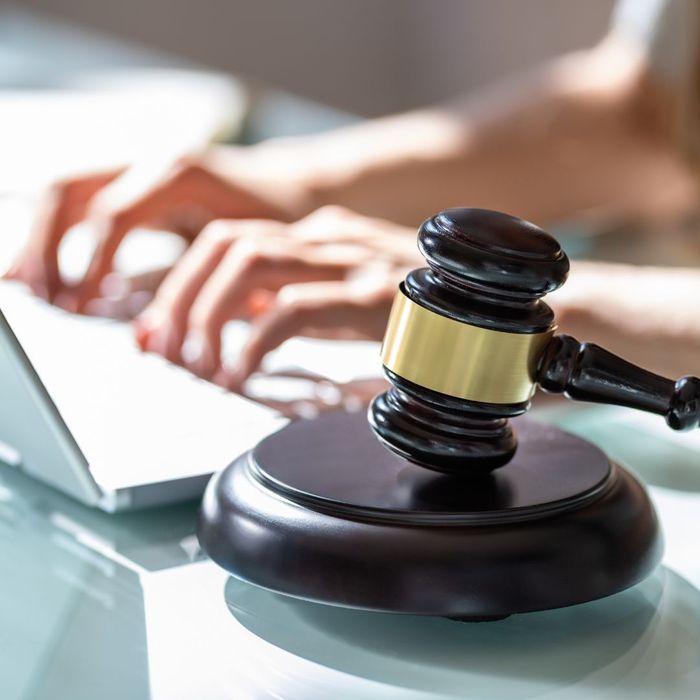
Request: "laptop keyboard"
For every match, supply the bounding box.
[0,282,284,490]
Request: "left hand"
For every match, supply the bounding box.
[133,206,420,390]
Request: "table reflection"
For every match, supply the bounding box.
[0,464,201,700]
[3,400,700,700]
[222,567,700,699]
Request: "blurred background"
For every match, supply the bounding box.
[7,1,614,116]
[0,0,620,304]
[0,0,620,250]
[5,0,699,277]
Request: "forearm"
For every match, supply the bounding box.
[260,37,694,228]
[550,260,700,378]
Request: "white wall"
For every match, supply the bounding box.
[18,0,616,116]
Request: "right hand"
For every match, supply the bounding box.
[133,206,420,388]
[5,144,318,310]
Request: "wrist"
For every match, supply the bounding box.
[243,134,368,216]
[247,110,472,224]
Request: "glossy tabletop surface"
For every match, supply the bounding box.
[2,402,700,700]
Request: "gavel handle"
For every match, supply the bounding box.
[537,334,700,431]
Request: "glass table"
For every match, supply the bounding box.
[1,402,700,699]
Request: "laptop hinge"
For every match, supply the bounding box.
[98,488,133,513]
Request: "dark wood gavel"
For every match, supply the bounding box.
[369,208,700,475]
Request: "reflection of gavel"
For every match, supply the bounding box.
[370,208,700,475]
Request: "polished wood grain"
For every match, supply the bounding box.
[372,208,700,475]
[371,207,568,474]
[199,412,662,618]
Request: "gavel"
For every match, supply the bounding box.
[369,207,700,476]
[199,206,673,618]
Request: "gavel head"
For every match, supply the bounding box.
[368,208,570,476]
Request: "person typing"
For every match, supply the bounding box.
[7,0,700,386]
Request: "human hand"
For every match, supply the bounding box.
[5,144,318,309]
[133,206,420,390]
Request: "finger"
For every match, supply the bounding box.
[102,266,172,298]
[81,289,154,321]
[74,159,218,309]
[135,228,234,359]
[185,239,351,378]
[134,221,265,360]
[78,266,172,321]
[6,169,121,300]
[76,157,280,308]
[219,280,394,391]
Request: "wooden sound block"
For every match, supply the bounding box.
[198,411,662,620]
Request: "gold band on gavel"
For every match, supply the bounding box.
[380,289,554,405]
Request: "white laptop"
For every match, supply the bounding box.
[0,281,287,511]
[0,194,381,514]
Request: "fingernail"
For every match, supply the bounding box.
[182,330,203,366]
[198,343,217,378]
[101,273,129,299]
[134,316,171,357]
[222,367,245,393]
[150,328,171,355]
[161,324,184,364]
[54,290,79,313]
[216,356,246,391]
[183,330,216,377]
[133,319,151,351]
[126,290,153,318]
[212,369,233,390]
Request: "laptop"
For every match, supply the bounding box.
[0,281,286,511]
[0,192,382,514]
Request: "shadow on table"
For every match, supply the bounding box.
[226,567,700,699]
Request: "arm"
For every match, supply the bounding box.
[550,260,700,378]
[9,33,695,308]
[295,35,695,227]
